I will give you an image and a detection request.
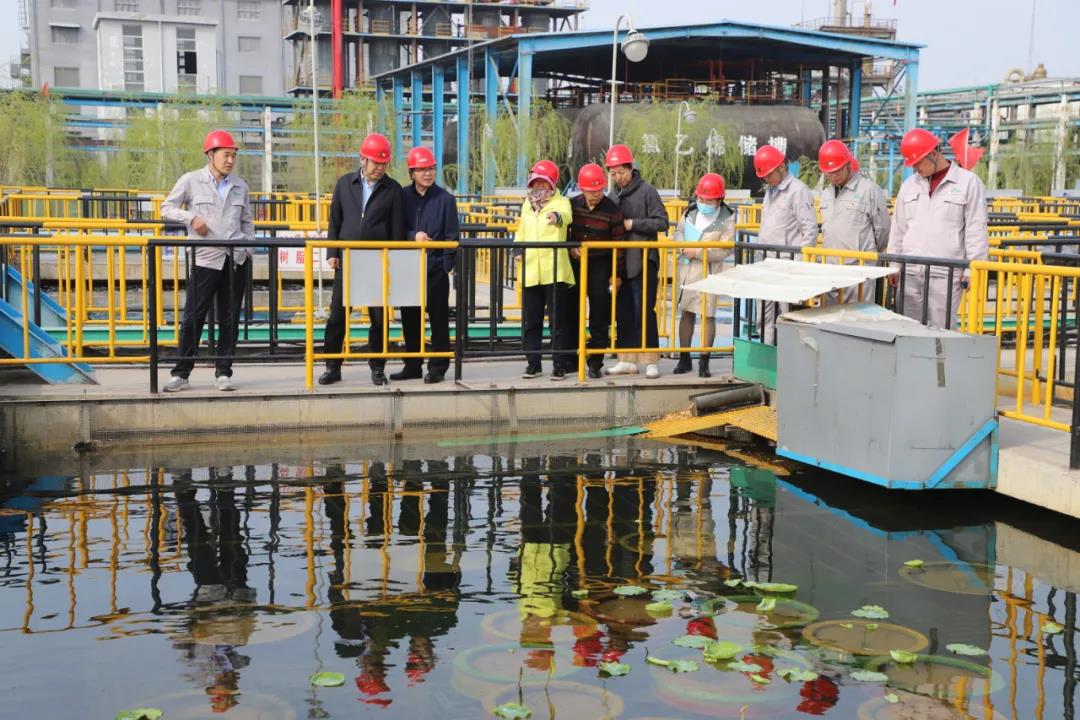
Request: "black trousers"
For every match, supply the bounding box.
[616,262,659,350]
[399,266,451,373]
[522,282,571,370]
[172,261,247,378]
[323,266,388,371]
[566,256,615,371]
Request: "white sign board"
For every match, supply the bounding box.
[276,231,331,271]
[346,248,424,307]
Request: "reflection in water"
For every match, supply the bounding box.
[0,439,1076,719]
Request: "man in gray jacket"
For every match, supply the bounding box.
[160,130,254,392]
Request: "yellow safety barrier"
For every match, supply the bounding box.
[966,260,1080,434]
[303,240,458,389]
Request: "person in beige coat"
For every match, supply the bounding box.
[672,173,734,377]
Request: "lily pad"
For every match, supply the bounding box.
[651,589,684,603]
[866,623,879,631]
[903,559,925,569]
[1042,621,1064,635]
[598,661,631,677]
[703,640,743,661]
[946,643,987,657]
[756,597,777,613]
[494,702,533,719]
[852,605,890,620]
[613,585,649,597]
[890,649,919,664]
[645,601,674,616]
[884,693,900,704]
[728,660,763,673]
[673,634,711,649]
[723,579,743,588]
[850,670,890,683]
[115,711,163,720]
[571,589,589,600]
[668,659,700,673]
[749,674,770,684]
[646,656,672,667]
[310,671,346,687]
[777,667,819,682]
[751,582,798,594]
[840,623,855,629]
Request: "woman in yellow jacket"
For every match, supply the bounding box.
[515,161,575,380]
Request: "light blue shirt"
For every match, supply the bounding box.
[208,168,232,202]
[360,176,377,212]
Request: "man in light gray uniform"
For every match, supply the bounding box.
[887,128,988,329]
[160,130,254,392]
[818,140,890,304]
[754,144,818,343]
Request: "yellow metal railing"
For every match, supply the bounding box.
[303,240,457,389]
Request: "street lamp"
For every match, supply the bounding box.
[607,15,649,157]
[673,100,696,196]
[300,1,326,315]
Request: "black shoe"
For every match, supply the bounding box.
[550,367,567,381]
[673,353,693,374]
[424,370,446,384]
[318,368,342,385]
[371,369,388,386]
[390,366,423,381]
[698,356,711,378]
[521,365,542,379]
[587,366,603,379]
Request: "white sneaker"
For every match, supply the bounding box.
[163,376,189,392]
[215,375,236,391]
[645,364,660,379]
[605,362,639,376]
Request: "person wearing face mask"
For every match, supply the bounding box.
[672,173,734,378]
[515,160,575,380]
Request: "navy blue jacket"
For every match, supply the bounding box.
[402,182,460,272]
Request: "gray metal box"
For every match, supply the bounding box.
[775,310,998,489]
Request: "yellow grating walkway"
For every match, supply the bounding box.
[645,405,778,443]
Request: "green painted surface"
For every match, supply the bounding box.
[733,337,777,390]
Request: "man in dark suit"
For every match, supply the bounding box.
[319,133,406,386]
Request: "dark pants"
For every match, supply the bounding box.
[522,281,571,370]
[323,267,388,371]
[172,261,247,378]
[615,263,659,350]
[399,265,451,373]
[567,256,615,371]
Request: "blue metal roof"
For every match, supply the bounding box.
[372,19,922,83]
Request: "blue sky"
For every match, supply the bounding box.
[1,0,1075,90]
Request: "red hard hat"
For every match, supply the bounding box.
[604,144,635,168]
[577,163,607,192]
[817,140,853,173]
[850,157,861,173]
[530,159,559,186]
[694,173,726,200]
[407,146,436,169]
[900,128,939,168]
[753,144,786,178]
[203,130,236,154]
[360,133,392,163]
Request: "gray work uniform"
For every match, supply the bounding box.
[161,167,255,269]
[819,172,890,304]
[758,172,818,343]
[887,163,989,329]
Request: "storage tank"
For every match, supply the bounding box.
[570,103,826,192]
[441,103,825,193]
